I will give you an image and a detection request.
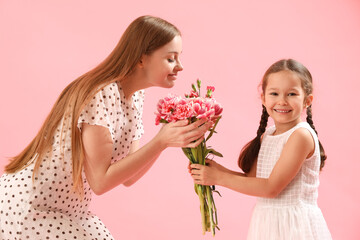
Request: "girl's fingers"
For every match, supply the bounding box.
[190,164,202,170]
[187,162,192,173]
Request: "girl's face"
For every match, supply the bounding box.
[262,70,313,132]
[141,35,183,88]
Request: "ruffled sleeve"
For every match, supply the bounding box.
[77,83,120,141]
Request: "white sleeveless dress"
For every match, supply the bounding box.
[0,82,144,239]
[247,122,332,240]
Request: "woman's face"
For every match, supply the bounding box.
[141,35,183,88]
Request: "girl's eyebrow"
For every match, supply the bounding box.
[289,88,301,92]
[267,87,301,91]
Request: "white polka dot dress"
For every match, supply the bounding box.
[0,81,145,239]
[247,122,332,240]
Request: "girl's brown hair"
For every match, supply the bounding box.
[5,15,181,194]
[238,59,326,173]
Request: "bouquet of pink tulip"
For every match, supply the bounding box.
[155,80,223,235]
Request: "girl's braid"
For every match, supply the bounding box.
[306,105,327,170]
[257,105,269,138]
[238,105,269,173]
[306,105,318,134]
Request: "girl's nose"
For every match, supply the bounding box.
[278,96,288,105]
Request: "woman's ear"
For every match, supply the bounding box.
[138,55,146,68]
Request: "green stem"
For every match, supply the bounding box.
[206,186,216,236]
[196,184,206,235]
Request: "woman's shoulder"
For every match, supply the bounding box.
[97,82,121,98]
[89,81,123,108]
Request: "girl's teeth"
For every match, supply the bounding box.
[275,109,290,113]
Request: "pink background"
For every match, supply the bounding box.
[1,0,359,239]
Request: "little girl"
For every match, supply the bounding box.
[190,59,332,239]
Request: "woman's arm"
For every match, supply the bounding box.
[82,119,211,195]
[122,140,158,187]
[191,128,314,198]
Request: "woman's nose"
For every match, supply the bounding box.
[176,60,183,72]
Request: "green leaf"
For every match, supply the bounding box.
[191,84,197,92]
[212,190,222,197]
[191,148,198,163]
[205,116,221,141]
[159,119,169,124]
[182,148,195,163]
[206,148,223,158]
[197,144,204,165]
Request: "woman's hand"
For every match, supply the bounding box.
[155,119,212,149]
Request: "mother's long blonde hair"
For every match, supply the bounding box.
[5,15,181,194]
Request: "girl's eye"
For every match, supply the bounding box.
[269,92,278,96]
[288,93,297,96]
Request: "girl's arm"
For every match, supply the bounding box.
[83,119,211,195]
[202,159,249,177]
[191,128,314,198]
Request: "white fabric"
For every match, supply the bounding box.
[0,81,144,239]
[247,122,332,240]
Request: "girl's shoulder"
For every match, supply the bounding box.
[291,122,318,142]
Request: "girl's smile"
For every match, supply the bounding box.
[273,108,292,113]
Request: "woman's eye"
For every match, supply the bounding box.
[167,58,175,63]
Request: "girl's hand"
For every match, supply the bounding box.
[205,158,229,173]
[190,161,224,186]
[155,119,212,149]
[187,159,228,175]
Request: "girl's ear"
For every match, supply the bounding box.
[261,93,265,105]
[305,94,313,108]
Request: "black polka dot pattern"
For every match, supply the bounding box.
[0,82,145,239]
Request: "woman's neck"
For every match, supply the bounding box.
[118,73,149,100]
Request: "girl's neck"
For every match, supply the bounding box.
[273,119,302,135]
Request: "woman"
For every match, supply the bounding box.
[0,15,210,239]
